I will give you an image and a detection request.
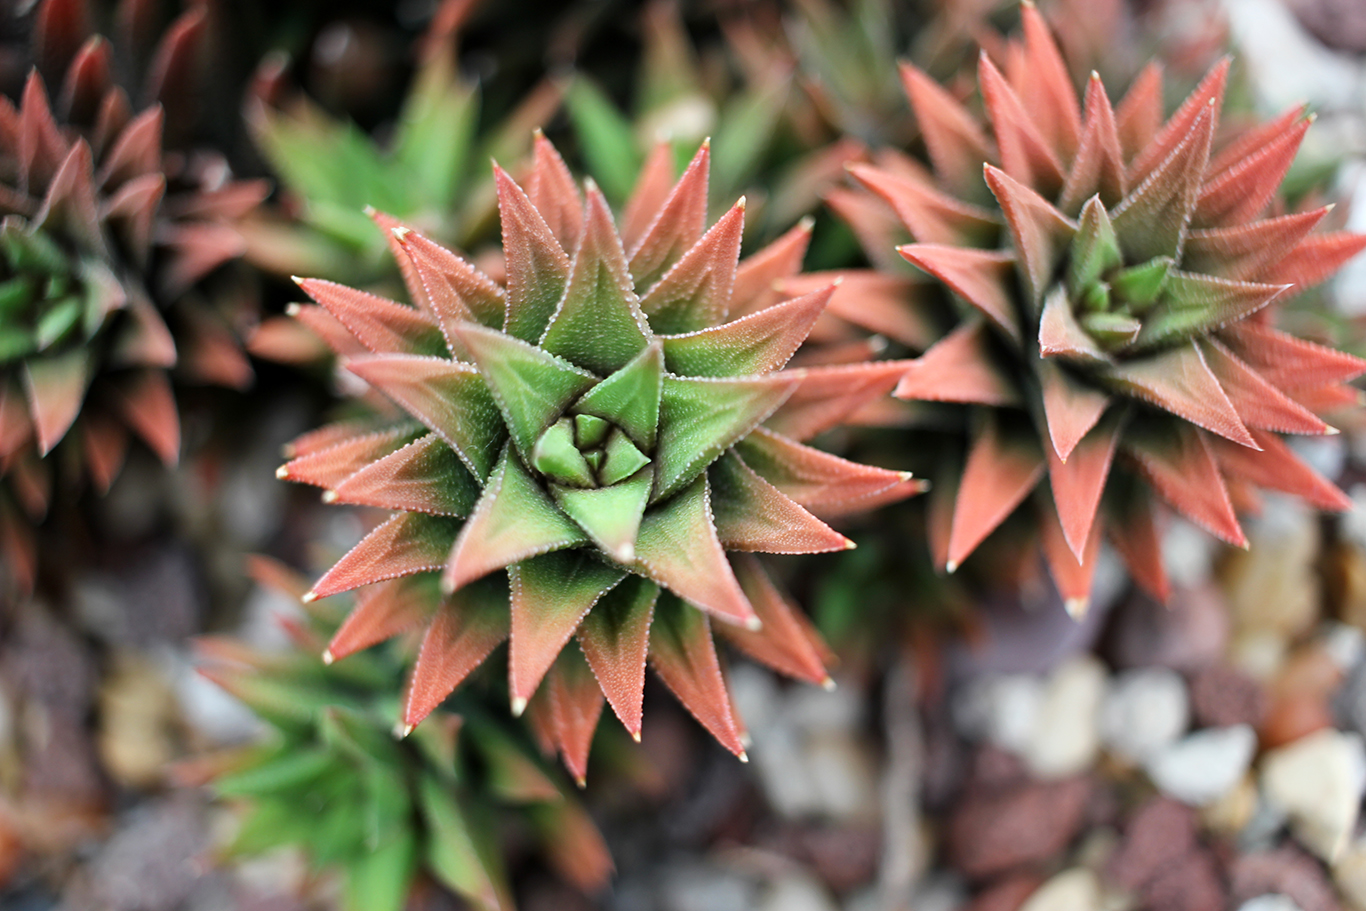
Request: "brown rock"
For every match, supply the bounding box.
[1230,846,1342,911]
[1261,693,1336,749]
[1190,665,1268,729]
[1143,847,1226,911]
[965,745,1029,794]
[947,776,1092,880]
[1288,0,1366,52]
[1261,645,1344,748]
[1105,585,1229,673]
[963,873,1045,911]
[1106,798,1198,892]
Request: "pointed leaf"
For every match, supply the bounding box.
[1184,209,1326,282]
[331,433,481,516]
[543,647,606,784]
[984,164,1077,307]
[621,142,676,254]
[1195,112,1309,226]
[849,163,998,246]
[22,348,88,454]
[1039,283,1110,363]
[638,199,745,334]
[896,320,1019,406]
[898,244,1020,344]
[1220,321,1366,390]
[496,163,571,343]
[1265,232,1366,293]
[661,285,830,378]
[454,323,596,461]
[736,427,908,509]
[1125,422,1245,546]
[1129,58,1229,184]
[573,341,663,450]
[1101,343,1256,447]
[310,513,461,600]
[1111,102,1214,262]
[649,593,746,756]
[979,52,1065,198]
[346,355,505,480]
[765,360,914,442]
[509,551,625,711]
[731,218,813,315]
[1132,272,1286,350]
[405,580,511,726]
[417,773,507,911]
[279,426,414,490]
[577,576,658,737]
[653,373,797,502]
[1060,73,1127,213]
[946,416,1045,570]
[1046,409,1121,558]
[1068,197,1123,292]
[635,475,755,627]
[1200,339,1330,435]
[628,142,709,288]
[297,278,444,356]
[716,555,830,685]
[329,576,434,662]
[392,227,506,344]
[1212,429,1350,511]
[1039,357,1110,461]
[710,451,851,554]
[526,132,584,252]
[552,469,653,563]
[899,61,994,198]
[111,369,179,465]
[1018,3,1083,160]
[1039,494,1103,617]
[1114,62,1164,161]
[1104,473,1170,601]
[541,183,652,373]
[443,449,588,594]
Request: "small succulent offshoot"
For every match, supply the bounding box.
[834,3,1366,614]
[277,134,922,779]
[199,558,611,911]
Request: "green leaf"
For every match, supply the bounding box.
[652,374,796,502]
[1067,196,1122,293]
[393,56,479,213]
[566,78,643,204]
[573,342,663,451]
[34,296,81,349]
[455,323,597,463]
[342,829,418,911]
[711,78,788,200]
[1110,256,1173,310]
[228,795,328,856]
[0,275,34,319]
[532,418,596,487]
[418,773,508,911]
[213,748,337,797]
[552,468,653,563]
[600,429,651,485]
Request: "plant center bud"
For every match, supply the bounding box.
[0,226,86,365]
[531,411,651,489]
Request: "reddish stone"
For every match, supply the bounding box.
[1261,693,1336,749]
[946,777,1092,880]
[1230,847,1341,911]
[965,745,1029,794]
[1190,665,1268,729]
[1106,797,1198,892]
[1144,847,1226,911]
[962,873,1044,911]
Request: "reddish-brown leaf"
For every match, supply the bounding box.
[710,451,852,554]
[621,141,677,254]
[947,416,1045,570]
[1200,339,1330,435]
[526,131,583,252]
[1101,343,1255,447]
[731,217,814,316]
[978,51,1066,197]
[1125,424,1245,546]
[1195,113,1310,226]
[328,576,432,661]
[1128,57,1229,185]
[297,278,442,356]
[849,163,998,246]
[899,61,995,198]
[628,141,710,288]
[110,368,179,465]
[577,576,657,739]
[1184,209,1327,281]
[404,585,510,728]
[1046,409,1120,559]
[984,164,1076,306]
[1213,429,1350,511]
[278,426,412,489]
[310,513,460,600]
[736,427,909,510]
[899,244,1020,343]
[1060,72,1127,214]
[764,360,915,442]
[649,594,746,757]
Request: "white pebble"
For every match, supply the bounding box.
[1100,668,1190,763]
[1145,725,1257,806]
[1261,729,1366,862]
[1022,657,1107,779]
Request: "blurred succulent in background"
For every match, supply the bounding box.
[198,557,611,911]
[275,134,920,777]
[0,0,266,596]
[830,5,1366,613]
[563,0,865,247]
[242,0,561,366]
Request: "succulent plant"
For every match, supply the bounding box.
[0,0,266,595]
[832,5,1366,611]
[199,557,611,911]
[240,0,559,334]
[276,134,920,777]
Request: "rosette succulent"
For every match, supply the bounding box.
[0,1,266,594]
[277,135,919,777]
[834,5,1366,611]
[200,559,611,911]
